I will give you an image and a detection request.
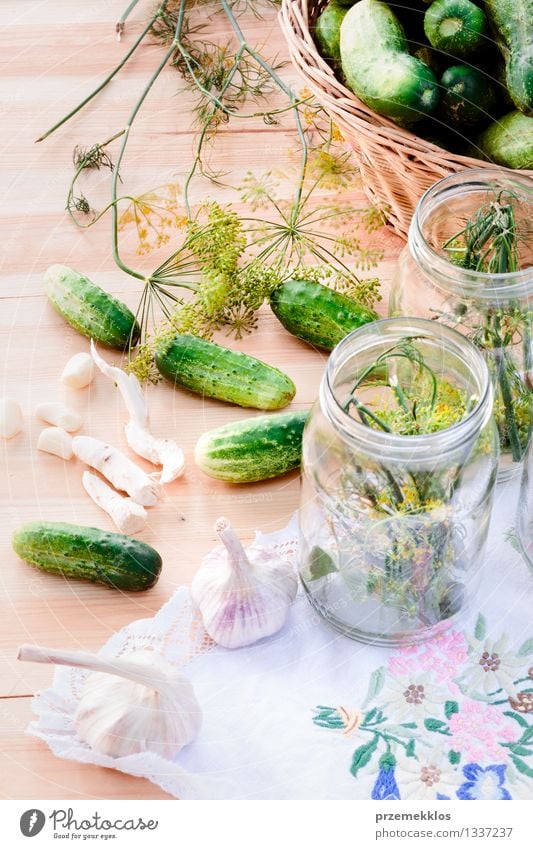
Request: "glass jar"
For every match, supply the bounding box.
[517,436,533,571]
[299,318,499,646]
[390,168,533,480]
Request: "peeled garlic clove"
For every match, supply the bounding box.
[37,427,74,460]
[17,644,202,760]
[36,401,82,432]
[62,353,94,389]
[0,397,22,439]
[82,471,147,535]
[191,517,298,649]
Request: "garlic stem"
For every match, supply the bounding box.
[17,644,171,695]
[215,517,250,575]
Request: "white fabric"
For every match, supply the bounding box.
[26,478,533,799]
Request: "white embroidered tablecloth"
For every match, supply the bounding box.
[27,476,533,800]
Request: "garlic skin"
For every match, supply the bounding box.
[73,435,160,507]
[62,352,94,389]
[191,517,298,649]
[91,341,184,483]
[0,397,22,439]
[37,426,74,460]
[17,645,202,760]
[36,401,82,432]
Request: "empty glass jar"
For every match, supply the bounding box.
[390,169,533,480]
[299,318,499,646]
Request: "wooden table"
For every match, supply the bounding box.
[0,0,402,799]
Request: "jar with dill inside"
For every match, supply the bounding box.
[391,169,533,480]
[300,318,499,645]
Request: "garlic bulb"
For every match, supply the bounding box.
[18,644,202,760]
[191,517,298,649]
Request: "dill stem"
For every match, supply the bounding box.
[117,0,143,40]
[35,2,169,143]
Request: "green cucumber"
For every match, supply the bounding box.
[424,0,487,58]
[269,278,378,351]
[439,65,497,128]
[155,334,296,410]
[477,110,533,169]
[12,522,162,591]
[340,0,440,125]
[485,0,533,114]
[195,410,310,483]
[315,0,348,65]
[44,265,140,350]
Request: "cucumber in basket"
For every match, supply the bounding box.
[12,522,162,591]
[315,0,348,65]
[44,265,140,350]
[155,334,296,410]
[269,278,378,352]
[340,0,440,125]
[195,410,310,483]
[485,0,533,114]
[424,0,487,58]
[477,111,533,170]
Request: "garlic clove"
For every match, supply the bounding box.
[17,644,202,760]
[62,352,94,389]
[191,517,298,649]
[0,397,22,439]
[37,427,74,460]
[36,401,83,432]
[72,435,160,507]
[82,471,147,535]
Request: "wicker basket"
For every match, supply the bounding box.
[280,0,533,239]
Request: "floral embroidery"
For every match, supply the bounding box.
[457,764,511,800]
[312,614,533,800]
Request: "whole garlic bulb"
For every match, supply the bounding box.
[18,644,201,760]
[191,517,298,649]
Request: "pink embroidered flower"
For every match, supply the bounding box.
[388,630,468,683]
[448,700,519,763]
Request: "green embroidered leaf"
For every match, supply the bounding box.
[424,718,450,734]
[474,613,486,640]
[448,750,461,765]
[405,739,416,758]
[522,727,533,744]
[364,707,378,724]
[517,638,533,657]
[444,701,459,719]
[510,755,533,779]
[507,744,533,757]
[350,735,379,778]
[504,710,529,728]
[362,667,386,707]
[378,752,396,770]
[400,722,418,729]
[384,724,419,738]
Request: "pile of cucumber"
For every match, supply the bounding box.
[314,0,533,168]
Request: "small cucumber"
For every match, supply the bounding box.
[477,110,533,169]
[424,0,487,58]
[270,279,378,351]
[44,265,140,350]
[155,334,296,410]
[439,65,497,128]
[12,522,162,591]
[485,0,533,114]
[195,410,310,483]
[315,0,348,65]
[340,0,439,125]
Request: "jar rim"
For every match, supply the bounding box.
[409,168,533,301]
[322,317,493,460]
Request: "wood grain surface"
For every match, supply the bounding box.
[0,0,402,798]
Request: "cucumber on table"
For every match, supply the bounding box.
[269,278,378,352]
[485,0,533,114]
[44,265,140,350]
[12,522,162,591]
[424,0,487,58]
[155,334,296,410]
[195,410,310,483]
[315,0,348,65]
[340,0,440,125]
[477,110,533,169]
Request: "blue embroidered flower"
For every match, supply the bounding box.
[457,764,512,800]
[371,754,400,800]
